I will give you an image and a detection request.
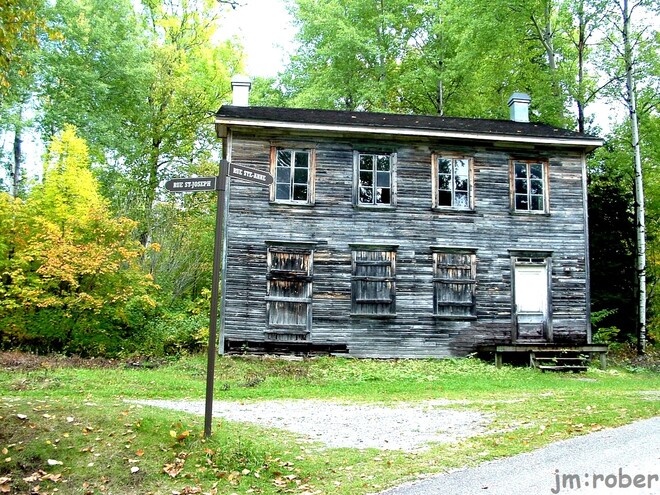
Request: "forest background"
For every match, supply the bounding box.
[0,0,659,358]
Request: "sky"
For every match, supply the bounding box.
[220,0,297,78]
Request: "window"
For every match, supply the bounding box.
[271,148,314,204]
[356,152,395,206]
[433,156,472,209]
[350,245,397,316]
[512,161,547,212]
[265,243,314,340]
[432,248,477,318]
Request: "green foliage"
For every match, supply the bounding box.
[0,0,44,94]
[280,0,579,126]
[124,310,209,357]
[0,128,158,356]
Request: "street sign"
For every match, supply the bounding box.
[165,176,217,192]
[227,163,273,185]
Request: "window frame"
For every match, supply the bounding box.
[431,154,474,210]
[270,147,316,205]
[349,243,398,317]
[264,241,316,341]
[353,151,397,208]
[510,160,549,213]
[431,247,477,320]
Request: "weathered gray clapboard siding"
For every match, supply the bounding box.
[222,129,590,358]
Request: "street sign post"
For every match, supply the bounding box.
[227,163,273,185]
[163,159,272,438]
[165,176,217,192]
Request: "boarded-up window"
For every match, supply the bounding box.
[351,247,396,316]
[433,249,476,318]
[266,246,313,340]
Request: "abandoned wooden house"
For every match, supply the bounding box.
[213,76,606,362]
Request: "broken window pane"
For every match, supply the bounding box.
[277,150,292,168]
[359,186,373,204]
[377,187,391,204]
[455,191,468,207]
[293,185,308,201]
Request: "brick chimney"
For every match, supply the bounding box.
[231,75,252,106]
[508,93,531,123]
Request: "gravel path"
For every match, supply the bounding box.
[130,399,490,451]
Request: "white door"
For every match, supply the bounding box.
[514,264,549,341]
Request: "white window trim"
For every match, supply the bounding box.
[510,160,549,214]
[431,154,474,210]
[353,151,397,208]
[270,147,316,205]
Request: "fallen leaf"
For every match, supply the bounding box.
[163,457,186,478]
[136,449,145,457]
[23,472,42,482]
[47,459,63,466]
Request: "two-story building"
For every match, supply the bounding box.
[213,78,603,359]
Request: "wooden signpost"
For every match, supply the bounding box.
[165,159,273,437]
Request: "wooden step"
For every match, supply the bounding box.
[538,365,588,372]
[530,350,589,372]
[534,357,585,362]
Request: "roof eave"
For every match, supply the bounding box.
[214,116,604,151]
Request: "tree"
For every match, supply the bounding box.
[588,137,637,340]
[0,0,44,93]
[281,0,583,126]
[598,0,659,353]
[37,0,242,247]
[0,126,156,356]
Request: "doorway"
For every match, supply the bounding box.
[513,258,551,342]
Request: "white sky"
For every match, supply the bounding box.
[220,0,297,78]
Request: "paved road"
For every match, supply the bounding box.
[378,416,660,495]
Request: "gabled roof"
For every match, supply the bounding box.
[215,105,603,151]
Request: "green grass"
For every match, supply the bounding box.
[1,354,659,494]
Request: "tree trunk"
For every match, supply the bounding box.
[11,109,23,198]
[622,0,646,354]
[576,0,586,134]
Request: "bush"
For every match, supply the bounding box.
[121,311,210,357]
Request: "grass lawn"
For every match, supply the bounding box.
[1,353,659,494]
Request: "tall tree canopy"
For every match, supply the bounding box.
[280,0,600,128]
